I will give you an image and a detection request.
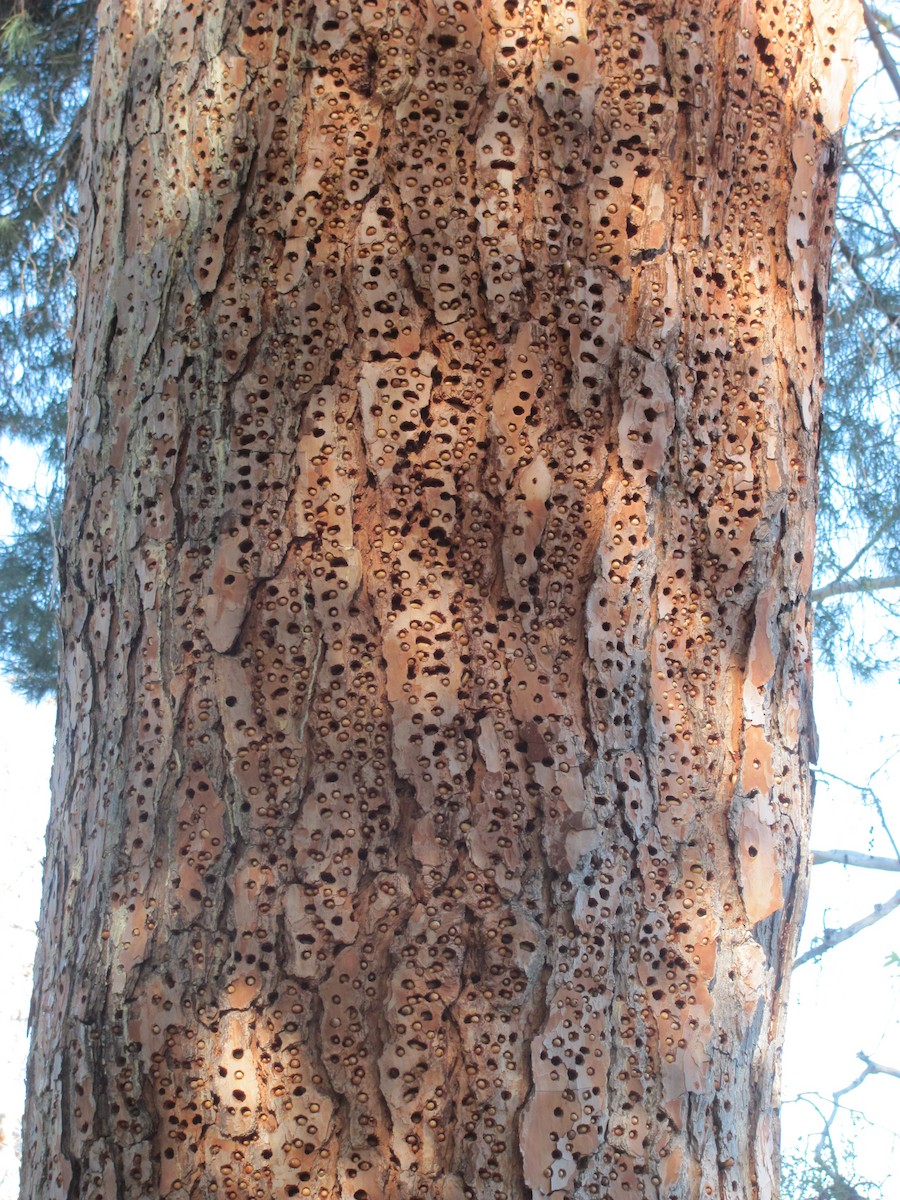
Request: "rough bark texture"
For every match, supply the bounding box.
[21,2,860,1198]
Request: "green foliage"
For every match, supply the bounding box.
[0,0,93,697]
[0,10,40,61]
[0,487,58,699]
[0,0,91,449]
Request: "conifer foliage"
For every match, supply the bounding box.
[815,3,900,675]
[0,0,93,696]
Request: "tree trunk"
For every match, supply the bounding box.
[20,2,860,1198]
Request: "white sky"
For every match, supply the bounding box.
[0,686,54,1198]
[782,664,900,1192]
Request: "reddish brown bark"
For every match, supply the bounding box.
[21,2,860,1198]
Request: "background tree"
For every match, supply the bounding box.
[0,0,93,696]
[813,2,900,676]
[778,12,900,1194]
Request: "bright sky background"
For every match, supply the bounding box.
[782,663,900,1192]
[0,683,54,1198]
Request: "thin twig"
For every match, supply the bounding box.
[811,1052,900,1167]
[793,887,900,968]
[814,762,900,859]
[835,232,900,327]
[868,4,900,38]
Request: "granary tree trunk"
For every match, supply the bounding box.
[21,1,860,1198]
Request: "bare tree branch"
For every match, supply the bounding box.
[863,1,900,107]
[835,232,900,328]
[812,508,900,595]
[793,887,900,968]
[867,3,900,38]
[812,573,900,601]
[809,1052,900,1171]
[784,1058,897,1198]
[814,762,900,860]
[813,848,900,871]
[857,1051,900,1081]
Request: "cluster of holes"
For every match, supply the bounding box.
[63,2,833,1197]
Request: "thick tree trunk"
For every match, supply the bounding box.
[21,2,860,1198]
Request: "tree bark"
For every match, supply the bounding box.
[20,2,860,1198]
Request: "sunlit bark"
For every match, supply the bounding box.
[21,2,860,1198]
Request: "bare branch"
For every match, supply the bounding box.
[857,1051,900,1081]
[835,232,900,327]
[793,887,900,968]
[814,764,900,859]
[868,3,900,36]
[863,1,900,106]
[812,573,900,601]
[810,1051,900,1169]
[833,1061,878,1105]
[812,508,900,595]
[812,848,900,871]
